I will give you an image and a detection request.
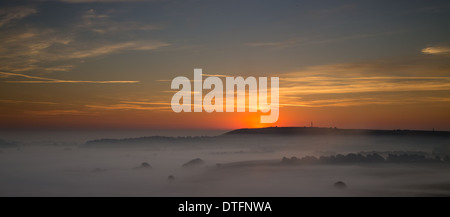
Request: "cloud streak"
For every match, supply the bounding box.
[0,8,169,74]
[80,9,163,34]
[0,99,59,105]
[85,104,171,111]
[280,96,450,108]
[277,58,450,107]
[422,46,450,55]
[279,76,450,94]
[0,6,37,28]
[0,72,139,84]
[202,73,231,78]
[246,31,402,49]
[66,41,170,59]
[24,110,89,116]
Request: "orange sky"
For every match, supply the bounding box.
[1,96,449,131]
[1,1,450,131]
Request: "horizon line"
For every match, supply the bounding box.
[0,126,447,132]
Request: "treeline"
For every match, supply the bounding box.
[281,153,450,165]
[84,136,214,146]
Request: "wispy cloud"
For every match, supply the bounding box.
[120,101,172,105]
[0,28,168,64]
[85,104,171,111]
[66,41,169,59]
[80,9,163,34]
[0,99,59,105]
[0,6,37,28]
[422,46,450,55]
[246,40,298,49]
[24,110,89,116]
[279,76,450,94]
[145,58,450,110]
[157,73,231,82]
[280,96,450,108]
[277,58,450,107]
[246,31,402,49]
[0,72,139,84]
[104,99,262,112]
[0,8,169,74]
[43,65,75,73]
[202,73,231,78]
[245,36,305,49]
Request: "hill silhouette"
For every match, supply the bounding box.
[224,127,450,137]
[83,127,450,146]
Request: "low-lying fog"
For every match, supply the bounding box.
[1,130,449,196]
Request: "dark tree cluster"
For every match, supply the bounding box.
[387,154,438,163]
[282,153,450,165]
[183,158,205,168]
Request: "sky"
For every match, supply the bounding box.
[1,0,450,131]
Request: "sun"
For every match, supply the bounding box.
[236,112,273,129]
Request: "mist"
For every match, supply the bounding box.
[1,130,449,196]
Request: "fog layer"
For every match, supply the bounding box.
[1,132,449,196]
